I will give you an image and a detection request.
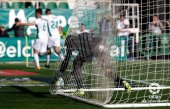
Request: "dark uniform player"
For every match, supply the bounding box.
[51,32,131,95]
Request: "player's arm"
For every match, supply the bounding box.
[16,22,35,26]
[159,21,164,30]
[6,24,15,32]
[59,48,72,72]
[117,29,130,32]
[166,21,170,27]
[116,21,130,33]
[117,28,130,33]
[59,36,73,72]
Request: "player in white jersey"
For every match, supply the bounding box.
[44,9,64,68]
[17,9,49,69]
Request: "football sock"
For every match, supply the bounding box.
[34,54,40,67]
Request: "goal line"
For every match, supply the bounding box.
[59,93,170,108]
[55,86,170,93]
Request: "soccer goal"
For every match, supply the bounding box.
[50,0,170,108]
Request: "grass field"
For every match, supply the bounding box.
[0,63,170,109]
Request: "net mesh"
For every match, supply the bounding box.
[50,0,170,107]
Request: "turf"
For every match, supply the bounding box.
[0,63,170,109]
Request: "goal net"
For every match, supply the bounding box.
[50,0,170,108]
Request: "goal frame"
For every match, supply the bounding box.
[50,0,170,108]
[58,93,170,108]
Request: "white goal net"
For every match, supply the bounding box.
[50,0,170,108]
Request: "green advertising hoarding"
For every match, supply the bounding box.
[0,37,127,62]
[0,37,66,62]
[140,33,170,59]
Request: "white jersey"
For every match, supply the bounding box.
[34,18,49,40]
[44,15,60,38]
[149,20,162,35]
[116,19,130,36]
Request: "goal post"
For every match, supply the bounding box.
[50,0,170,108]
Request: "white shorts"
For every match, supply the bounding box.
[48,37,60,48]
[32,39,48,53]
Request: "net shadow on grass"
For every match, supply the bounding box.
[10,86,48,98]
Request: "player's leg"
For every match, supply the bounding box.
[72,58,84,89]
[45,38,52,68]
[53,38,65,60]
[54,47,65,60]
[72,57,85,95]
[32,39,41,69]
[53,56,85,95]
[153,35,157,52]
[37,40,49,68]
[33,49,40,69]
[50,69,64,93]
[95,41,131,93]
[53,57,84,91]
[45,47,51,68]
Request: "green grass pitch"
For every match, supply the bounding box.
[0,63,169,109]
